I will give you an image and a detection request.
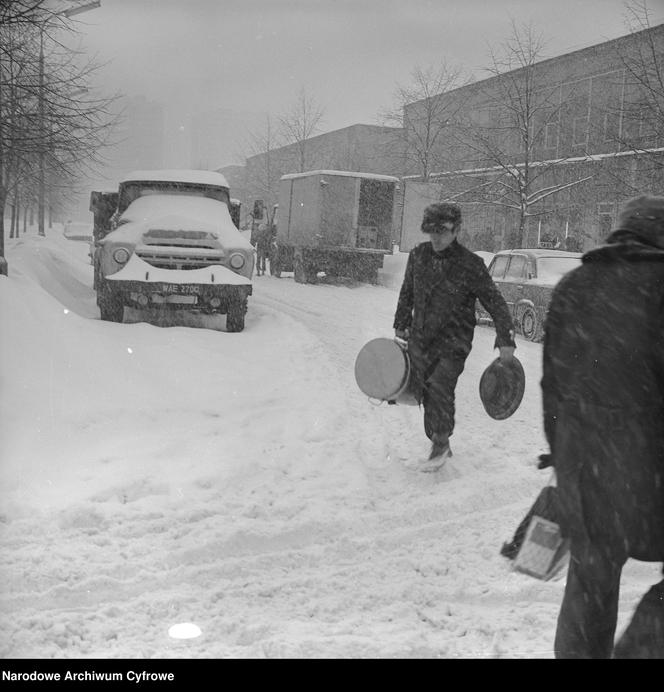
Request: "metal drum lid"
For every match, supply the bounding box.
[354,338,408,400]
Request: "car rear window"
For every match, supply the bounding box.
[490,255,509,278]
[505,255,527,279]
[536,257,582,281]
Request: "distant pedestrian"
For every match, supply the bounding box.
[393,202,516,470]
[541,195,664,658]
[254,223,270,276]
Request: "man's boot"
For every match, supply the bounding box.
[429,433,452,460]
[418,434,452,472]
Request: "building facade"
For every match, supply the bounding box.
[401,24,664,251]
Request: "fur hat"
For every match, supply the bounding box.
[423,203,462,226]
[613,195,664,249]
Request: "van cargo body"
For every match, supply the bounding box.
[276,170,398,283]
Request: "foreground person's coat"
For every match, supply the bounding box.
[542,235,664,561]
[541,215,664,658]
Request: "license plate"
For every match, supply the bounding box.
[160,283,201,295]
[151,294,197,305]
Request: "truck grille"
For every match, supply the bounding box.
[136,246,225,270]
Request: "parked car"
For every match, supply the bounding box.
[63,220,93,241]
[476,248,582,341]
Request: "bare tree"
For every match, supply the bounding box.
[380,62,470,180]
[278,87,325,173]
[241,114,284,228]
[608,0,664,164]
[0,0,119,267]
[455,21,592,247]
[0,0,49,27]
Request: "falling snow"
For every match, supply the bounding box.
[0,224,659,659]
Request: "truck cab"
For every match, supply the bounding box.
[90,169,254,331]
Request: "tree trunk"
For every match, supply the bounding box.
[519,207,528,248]
[10,197,17,239]
[0,189,8,275]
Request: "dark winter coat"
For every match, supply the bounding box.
[541,231,664,562]
[251,226,272,252]
[393,240,515,397]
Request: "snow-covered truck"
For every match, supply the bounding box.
[273,170,399,283]
[89,169,254,331]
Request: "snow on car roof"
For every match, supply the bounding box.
[280,170,400,183]
[121,169,230,188]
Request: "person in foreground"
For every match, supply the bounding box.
[541,195,664,658]
[393,202,516,470]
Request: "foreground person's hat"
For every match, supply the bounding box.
[423,202,462,225]
[479,356,526,420]
[613,195,664,249]
[618,195,664,226]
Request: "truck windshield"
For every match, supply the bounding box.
[119,181,230,214]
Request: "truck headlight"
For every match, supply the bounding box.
[113,247,131,264]
[229,252,245,270]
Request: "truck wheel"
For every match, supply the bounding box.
[226,299,246,332]
[520,306,541,341]
[99,292,124,323]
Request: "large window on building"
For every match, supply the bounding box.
[639,110,658,146]
[573,116,589,146]
[598,202,615,242]
[545,121,559,149]
[603,111,621,142]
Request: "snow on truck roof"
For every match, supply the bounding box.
[121,169,230,188]
[280,170,400,183]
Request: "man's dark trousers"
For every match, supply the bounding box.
[422,356,466,441]
[554,541,623,658]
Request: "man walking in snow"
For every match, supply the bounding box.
[393,202,516,469]
[541,195,664,658]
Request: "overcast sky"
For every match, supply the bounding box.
[63,0,664,179]
[73,0,664,134]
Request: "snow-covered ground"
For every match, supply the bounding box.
[0,225,659,659]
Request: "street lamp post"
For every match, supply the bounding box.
[37,30,45,236]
